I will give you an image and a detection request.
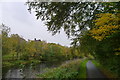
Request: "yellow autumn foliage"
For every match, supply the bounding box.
[114,48,120,55]
[90,13,120,41]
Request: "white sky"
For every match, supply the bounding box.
[0,1,71,47]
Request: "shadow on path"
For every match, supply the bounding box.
[86,60,108,79]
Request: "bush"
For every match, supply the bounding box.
[37,59,82,79]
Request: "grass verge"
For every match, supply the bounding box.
[37,59,82,79]
[37,59,88,79]
[77,59,88,78]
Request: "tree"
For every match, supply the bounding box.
[79,12,120,77]
[2,24,74,77]
[90,13,120,41]
[2,24,11,55]
[26,1,120,50]
[26,1,105,37]
[1,24,10,37]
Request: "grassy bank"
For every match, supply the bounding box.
[77,59,88,78]
[37,59,88,79]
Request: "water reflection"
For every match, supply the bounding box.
[5,62,59,78]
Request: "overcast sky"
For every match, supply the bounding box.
[0,1,71,47]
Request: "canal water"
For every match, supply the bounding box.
[4,59,76,79]
[5,63,59,78]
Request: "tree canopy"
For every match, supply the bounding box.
[26,1,105,37]
[26,1,119,37]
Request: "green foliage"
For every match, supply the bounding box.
[37,59,82,79]
[2,24,79,77]
[77,59,88,78]
[25,2,120,77]
[37,59,88,79]
[26,1,120,40]
[78,28,120,77]
[26,1,106,37]
[78,13,120,77]
[90,12,120,77]
[3,2,120,78]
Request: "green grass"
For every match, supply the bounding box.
[37,59,82,79]
[37,59,88,79]
[92,60,100,67]
[77,59,88,78]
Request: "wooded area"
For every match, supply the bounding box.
[2,1,120,79]
[2,24,83,77]
[26,1,120,78]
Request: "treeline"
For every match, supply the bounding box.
[2,24,83,77]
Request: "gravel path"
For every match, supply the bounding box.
[86,60,106,78]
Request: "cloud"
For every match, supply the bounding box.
[0,2,71,46]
